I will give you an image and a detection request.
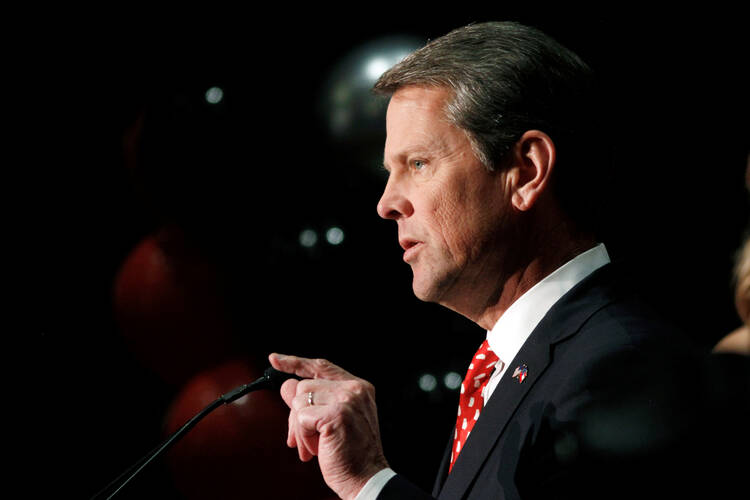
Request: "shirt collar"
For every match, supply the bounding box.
[486,243,611,366]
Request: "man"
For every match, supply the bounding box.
[270,22,689,499]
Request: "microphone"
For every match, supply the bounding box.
[220,366,301,403]
[91,366,300,499]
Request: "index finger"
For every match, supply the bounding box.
[269,353,355,381]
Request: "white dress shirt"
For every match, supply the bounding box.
[355,243,611,500]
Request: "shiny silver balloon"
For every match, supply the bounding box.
[320,35,423,153]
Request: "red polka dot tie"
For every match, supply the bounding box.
[450,339,501,472]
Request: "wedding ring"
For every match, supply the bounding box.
[307,391,314,406]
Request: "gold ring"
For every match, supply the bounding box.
[307,391,314,406]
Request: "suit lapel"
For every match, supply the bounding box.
[436,264,617,499]
[432,429,454,497]
[437,334,551,499]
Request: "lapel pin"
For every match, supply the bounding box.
[512,364,528,384]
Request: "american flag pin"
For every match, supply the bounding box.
[512,364,528,384]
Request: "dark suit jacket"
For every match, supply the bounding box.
[377,263,697,500]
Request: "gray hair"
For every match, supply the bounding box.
[373,21,596,170]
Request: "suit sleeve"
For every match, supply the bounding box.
[377,474,437,500]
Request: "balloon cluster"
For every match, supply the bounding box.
[111,35,426,496]
[112,85,335,499]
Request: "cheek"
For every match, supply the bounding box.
[426,190,478,262]
[431,177,507,263]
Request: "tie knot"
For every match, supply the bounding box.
[461,340,500,395]
[472,339,499,370]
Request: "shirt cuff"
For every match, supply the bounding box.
[353,468,397,500]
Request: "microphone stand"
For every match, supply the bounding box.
[90,367,297,500]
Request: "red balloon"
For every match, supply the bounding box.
[113,225,234,386]
[164,359,334,500]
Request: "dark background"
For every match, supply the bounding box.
[33,8,748,499]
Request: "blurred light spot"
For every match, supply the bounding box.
[299,229,318,248]
[331,108,351,133]
[205,86,224,104]
[444,371,462,390]
[325,226,345,245]
[365,57,391,80]
[418,374,438,392]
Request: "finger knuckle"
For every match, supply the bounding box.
[334,380,371,406]
[296,379,312,394]
[360,379,375,394]
[338,391,354,405]
[348,379,373,396]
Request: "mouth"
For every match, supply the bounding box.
[400,239,422,262]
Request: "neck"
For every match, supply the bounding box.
[475,238,596,329]
[444,211,597,331]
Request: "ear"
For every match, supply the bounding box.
[508,130,556,212]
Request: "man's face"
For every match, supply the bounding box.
[377,86,514,310]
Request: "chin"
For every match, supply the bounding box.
[410,269,452,304]
[411,286,434,303]
[410,273,436,303]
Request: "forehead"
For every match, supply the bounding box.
[386,85,452,131]
[384,86,460,161]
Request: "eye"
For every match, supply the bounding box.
[412,159,426,171]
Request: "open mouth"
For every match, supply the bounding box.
[402,240,422,262]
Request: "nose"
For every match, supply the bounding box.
[376,175,413,220]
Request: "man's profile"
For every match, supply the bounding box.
[270,21,694,500]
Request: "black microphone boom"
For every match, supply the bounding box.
[91,367,299,500]
[220,366,300,403]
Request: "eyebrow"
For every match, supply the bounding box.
[383,144,434,168]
